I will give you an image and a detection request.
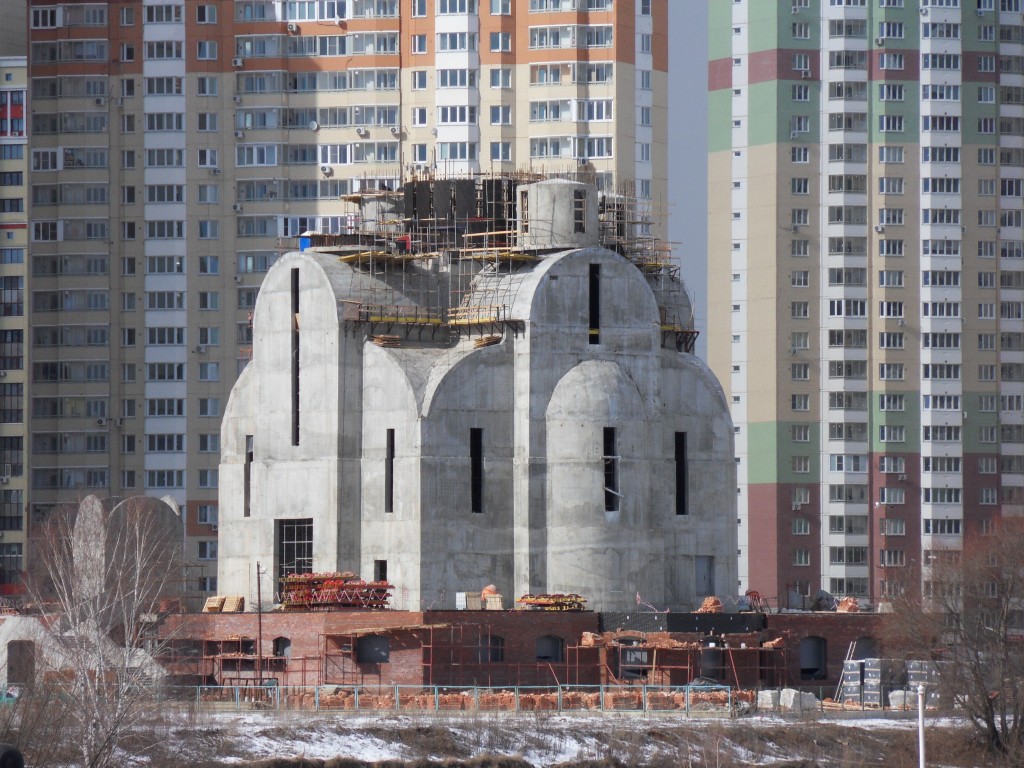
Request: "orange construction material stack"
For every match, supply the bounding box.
[695,596,724,613]
[836,596,860,613]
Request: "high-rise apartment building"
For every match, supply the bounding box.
[0,54,28,595]
[709,0,1024,608]
[25,0,667,594]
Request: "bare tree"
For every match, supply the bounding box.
[885,518,1024,760]
[26,495,183,768]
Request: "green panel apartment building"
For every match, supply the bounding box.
[709,0,1023,607]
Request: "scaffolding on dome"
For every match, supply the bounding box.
[295,169,693,350]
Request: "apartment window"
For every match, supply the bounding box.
[793,549,810,567]
[792,395,810,411]
[791,301,809,319]
[197,505,218,525]
[198,398,220,417]
[197,5,217,23]
[490,68,511,88]
[792,424,811,441]
[879,115,904,133]
[197,149,218,168]
[792,518,810,536]
[196,41,218,60]
[879,54,904,70]
[411,34,427,54]
[793,456,811,474]
[198,541,218,560]
[490,32,511,52]
[923,518,961,535]
[792,147,809,163]
[412,71,427,90]
[490,142,511,162]
[490,105,512,125]
[879,425,905,443]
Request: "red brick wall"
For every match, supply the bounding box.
[159,610,888,693]
[767,613,886,691]
[160,610,601,688]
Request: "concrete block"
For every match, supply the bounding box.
[779,688,819,711]
[757,690,780,710]
[888,690,915,709]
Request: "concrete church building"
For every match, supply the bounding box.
[218,178,736,612]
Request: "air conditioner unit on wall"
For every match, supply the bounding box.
[287,22,299,33]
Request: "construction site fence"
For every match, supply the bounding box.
[174,684,738,716]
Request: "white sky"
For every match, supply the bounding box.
[667,0,710,358]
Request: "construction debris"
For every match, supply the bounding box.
[517,594,587,611]
[836,597,860,613]
[279,573,394,611]
[696,596,724,614]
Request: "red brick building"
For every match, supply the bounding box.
[157,609,887,693]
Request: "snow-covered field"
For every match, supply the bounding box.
[164,710,976,767]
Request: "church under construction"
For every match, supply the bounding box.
[217,174,737,613]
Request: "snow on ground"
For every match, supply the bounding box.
[177,710,971,767]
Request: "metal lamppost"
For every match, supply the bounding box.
[917,684,926,768]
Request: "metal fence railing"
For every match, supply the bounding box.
[169,684,736,716]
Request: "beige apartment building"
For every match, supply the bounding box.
[25,0,668,594]
[0,53,27,596]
